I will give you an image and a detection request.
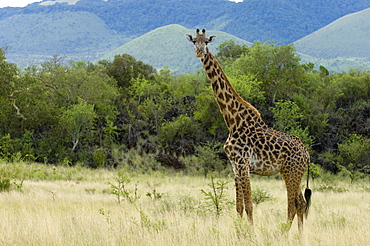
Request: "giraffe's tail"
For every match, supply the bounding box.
[304,161,312,218]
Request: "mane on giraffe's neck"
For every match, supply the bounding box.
[201,50,263,129]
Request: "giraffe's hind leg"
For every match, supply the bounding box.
[296,191,306,231]
[281,168,305,230]
[234,176,244,217]
[242,170,253,224]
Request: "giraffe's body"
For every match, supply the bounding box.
[186,29,311,231]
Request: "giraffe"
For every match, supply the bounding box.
[185,29,311,231]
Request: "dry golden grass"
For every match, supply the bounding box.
[0,166,369,246]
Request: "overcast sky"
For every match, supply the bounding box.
[0,0,243,8]
[0,0,41,8]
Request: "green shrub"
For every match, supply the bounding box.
[93,147,107,168]
[252,187,275,205]
[0,177,11,192]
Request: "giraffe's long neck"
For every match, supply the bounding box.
[201,51,265,132]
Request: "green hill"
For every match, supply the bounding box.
[294,7,370,72]
[0,11,128,67]
[99,24,250,74]
[294,8,370,59]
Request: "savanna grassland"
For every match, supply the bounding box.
[1,162,369,246]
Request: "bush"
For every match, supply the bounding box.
[93,147,107,168]
[337,134,370,182]
[0,177,11,192]
[195,143,224,177]
[252,187,275,205]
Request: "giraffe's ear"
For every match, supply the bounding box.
[185,34,194,42]
[208,35,217,43]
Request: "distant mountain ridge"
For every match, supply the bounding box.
[294,7,370,72]
[3,0,368,45]
[294,7,370,59]
[99,24,250,74]
[0,0,370,72]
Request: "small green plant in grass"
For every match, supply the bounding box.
[146,182,164,200]
[139,210,167,232]
[107,171,140,203]
[0,163,40,192]
[98,208,111,224]
[178,195,201,214]
[252,187,275,206]
[201,176,233,218]
[146,189,163,200]
[278,221,292,233]
[12,180,24,192]
[233,217,254,240]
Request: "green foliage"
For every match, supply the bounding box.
[0,162,41,192]
[270,100,314,149]
[194,88,226,138]
[337,134,370,182]
[105,54,155,89]
[194,143,225,178]
[107,171,140,204]
[0,40,369,176]
[270,100,304,132]
[230,42,305,104]
[310,163,323,179]
[252,187,276,206]
[146,189,163,201]
[59,100,97,152]
[0,177,11,192]
[92,148,107,168]
[138,210,168,232]
[228,74,265,106]
[159,115,195,145]
[0,134,21,162]
[201,176,233,218]
[216,40,249,64]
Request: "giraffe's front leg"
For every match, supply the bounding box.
[242,163,253,224]
[234,175,244,217]
[226,141,253,224]
[232,160,253,224]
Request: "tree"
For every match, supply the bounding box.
[270,100,313,149]
[104,54,155,89]
[0,48,17,94]
[194,87,226,139]
[231,42,305,104]
[8,58,120,163]
[216,40,249,65]
[337,134,370,182]
[59,100,97,153]
[0,48,20,136]
[227,74,265,107]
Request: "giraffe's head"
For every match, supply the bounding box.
[185,29,217,58]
